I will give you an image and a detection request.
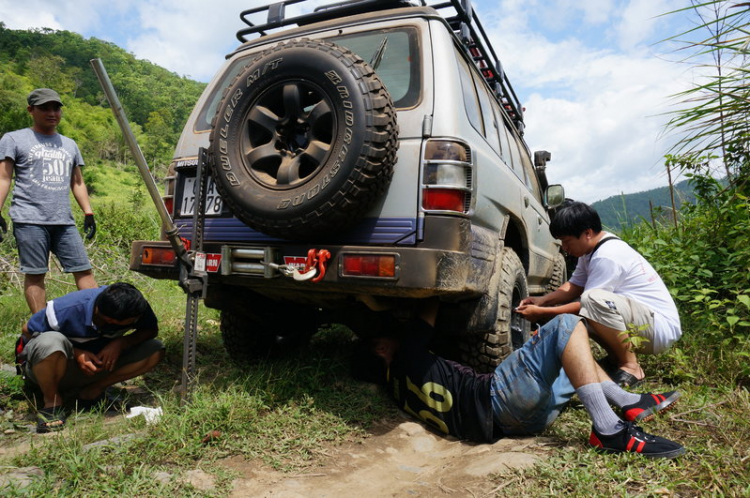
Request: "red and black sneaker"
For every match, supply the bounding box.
[589,422,685,459]
[622,391,680,423]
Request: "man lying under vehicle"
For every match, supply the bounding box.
[351,301,684,458]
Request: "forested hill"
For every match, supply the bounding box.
[591,179,695,231]
[0,23,205,170]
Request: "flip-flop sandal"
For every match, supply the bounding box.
[610,369,644,388]
[37,406,66,434]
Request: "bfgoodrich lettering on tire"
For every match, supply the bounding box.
[209,38,398,239]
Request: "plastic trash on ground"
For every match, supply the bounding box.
[125,406,163,425]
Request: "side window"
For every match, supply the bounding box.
[472,71,501,154]
[506,127,524,182]
[494,106,511,166]
[456,51,484,135]
[517,139,542,200]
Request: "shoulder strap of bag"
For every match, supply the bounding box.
[590,235,621,256]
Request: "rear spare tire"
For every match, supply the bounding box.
[209,38,398,240]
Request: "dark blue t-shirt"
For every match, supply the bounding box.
[26,286,158,353]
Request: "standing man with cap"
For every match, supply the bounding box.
[0,88,98,313]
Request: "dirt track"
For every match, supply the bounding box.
[221,418,556,497]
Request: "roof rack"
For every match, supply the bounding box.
[235,0,524,130]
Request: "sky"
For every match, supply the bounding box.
[0,0,704,204]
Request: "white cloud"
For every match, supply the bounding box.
[1,0,703,201]
[479,0,694,203]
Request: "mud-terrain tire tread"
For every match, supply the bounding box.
[546,252,567,294]
[209,38,398,240]
[460,248,529,373]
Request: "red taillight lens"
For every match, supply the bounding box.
[422,189,466,212]
[341,255,396,278]
[142,247,177,266]
[163,196,174,216]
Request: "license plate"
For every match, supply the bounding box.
[180,176,223,216]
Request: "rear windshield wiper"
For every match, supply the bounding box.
[369,37,388,70]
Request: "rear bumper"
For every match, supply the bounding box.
[130,217,499,299]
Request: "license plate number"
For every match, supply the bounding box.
[180,176,223,216]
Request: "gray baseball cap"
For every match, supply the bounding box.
[27,88,64,106]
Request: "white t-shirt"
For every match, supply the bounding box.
[569,234,681,351]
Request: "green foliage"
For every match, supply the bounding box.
[0,24,206,174]
[591,178,697,231]
[621,175,750,385]
[665,1,750,184]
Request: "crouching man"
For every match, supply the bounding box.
[19,282,164,433]
[352,304,684,458]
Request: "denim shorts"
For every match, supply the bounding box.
[490,314,581,436]
[13,223,91,274]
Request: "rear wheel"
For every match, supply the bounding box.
[220,303,320,362]
[460,248,530,373]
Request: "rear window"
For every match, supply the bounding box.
[194,27,420,132]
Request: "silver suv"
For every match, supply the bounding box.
[129,0,566,372]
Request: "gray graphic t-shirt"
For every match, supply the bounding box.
[0,128,84,225]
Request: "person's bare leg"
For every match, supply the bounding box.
[77,350,164,401]
[24,273,47,313]
[73,269,97,290]
[586,321,644,380]
[560,322,612,388]
[560,322,624,435]
[31,351,67,409]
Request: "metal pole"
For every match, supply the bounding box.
[89,58,189,265]
[91,57,204,400]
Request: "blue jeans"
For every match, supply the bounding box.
[491,314,581,435]
[13,223,91,274]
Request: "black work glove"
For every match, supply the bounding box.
[83,213,96,240]
[0,215,6,243]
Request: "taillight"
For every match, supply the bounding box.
[142,246,177,266]
[341,254,397,278]
[422,189,466,211]
[421,140,472,214]
[163,196,174,215]
[163,172,176,217]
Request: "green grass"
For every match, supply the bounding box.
[1,162,750,495]
[0,273,396,495]
[3,260,749,495]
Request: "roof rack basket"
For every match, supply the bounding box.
[236,0,524,130]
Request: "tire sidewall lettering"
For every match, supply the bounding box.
[208,39,397,238]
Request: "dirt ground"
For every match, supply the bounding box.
[220,418,558,497]
[0,412,559,496]
[0,366,563,496]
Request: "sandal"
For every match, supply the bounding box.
[610,369,644,388]
[37,406,66,434]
